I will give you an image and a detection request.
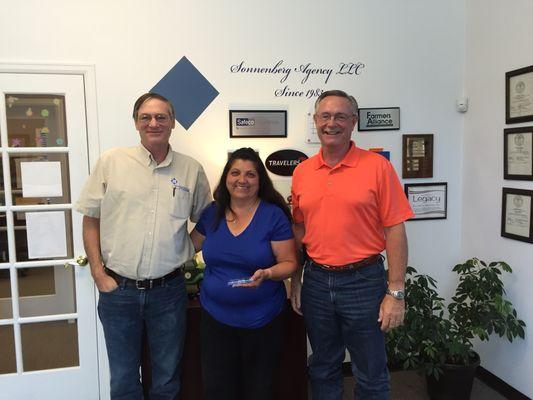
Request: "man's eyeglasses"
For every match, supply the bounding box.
[138,114,172,124]
[316,113,354,123]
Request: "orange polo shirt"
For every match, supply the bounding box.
[291,142,413,266]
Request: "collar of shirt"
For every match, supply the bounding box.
[135,144,174,168]
[315,141,361,170]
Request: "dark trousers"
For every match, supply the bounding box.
[200,307,284,400]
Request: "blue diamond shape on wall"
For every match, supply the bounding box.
[151,56,219,130]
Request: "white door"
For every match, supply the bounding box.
[0,72,99,400]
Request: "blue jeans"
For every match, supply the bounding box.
[98,273,187,400]
[301,258,390,400]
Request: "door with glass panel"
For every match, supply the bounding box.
[0,73,98,400]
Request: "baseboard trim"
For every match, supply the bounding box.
[341,363,530,399]
[476,366,531,400]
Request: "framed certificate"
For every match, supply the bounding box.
[404,182,447,221]
[504,127,533,180]
[501,188,533,243]
[506,65,533,124]
[402,134,433,178]
[229,110,287,138]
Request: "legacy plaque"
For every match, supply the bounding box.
[405,182,447,221]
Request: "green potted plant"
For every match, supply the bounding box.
[386,258,526,400]
[386,266,446,374]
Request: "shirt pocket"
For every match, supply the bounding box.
[171,187,192,218]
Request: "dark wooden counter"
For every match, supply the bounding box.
[141,299,308,400]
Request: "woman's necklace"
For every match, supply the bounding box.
[226,199,260,224]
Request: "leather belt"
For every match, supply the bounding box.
[309,254,382,272]
[104,266,182,290]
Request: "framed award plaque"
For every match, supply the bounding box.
[402,134,433,179]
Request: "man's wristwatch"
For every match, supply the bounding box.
[386,288,405,300]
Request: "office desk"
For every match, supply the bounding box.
[141,299,308,400]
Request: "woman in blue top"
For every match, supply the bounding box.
[191,147,297,400]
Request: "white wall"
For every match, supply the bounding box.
[463,0,533,397]
[1,0,466,282]
[17,0,533,397]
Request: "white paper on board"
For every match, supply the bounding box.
[26,211,67,259]
[21,161,63,197]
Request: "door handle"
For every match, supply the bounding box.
[64,255,89,269]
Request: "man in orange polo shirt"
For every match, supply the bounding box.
[290,90,413,400]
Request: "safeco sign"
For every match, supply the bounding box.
[236,118,255,126]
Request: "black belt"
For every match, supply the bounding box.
[104,266,182,290]
[308,254,382,272]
